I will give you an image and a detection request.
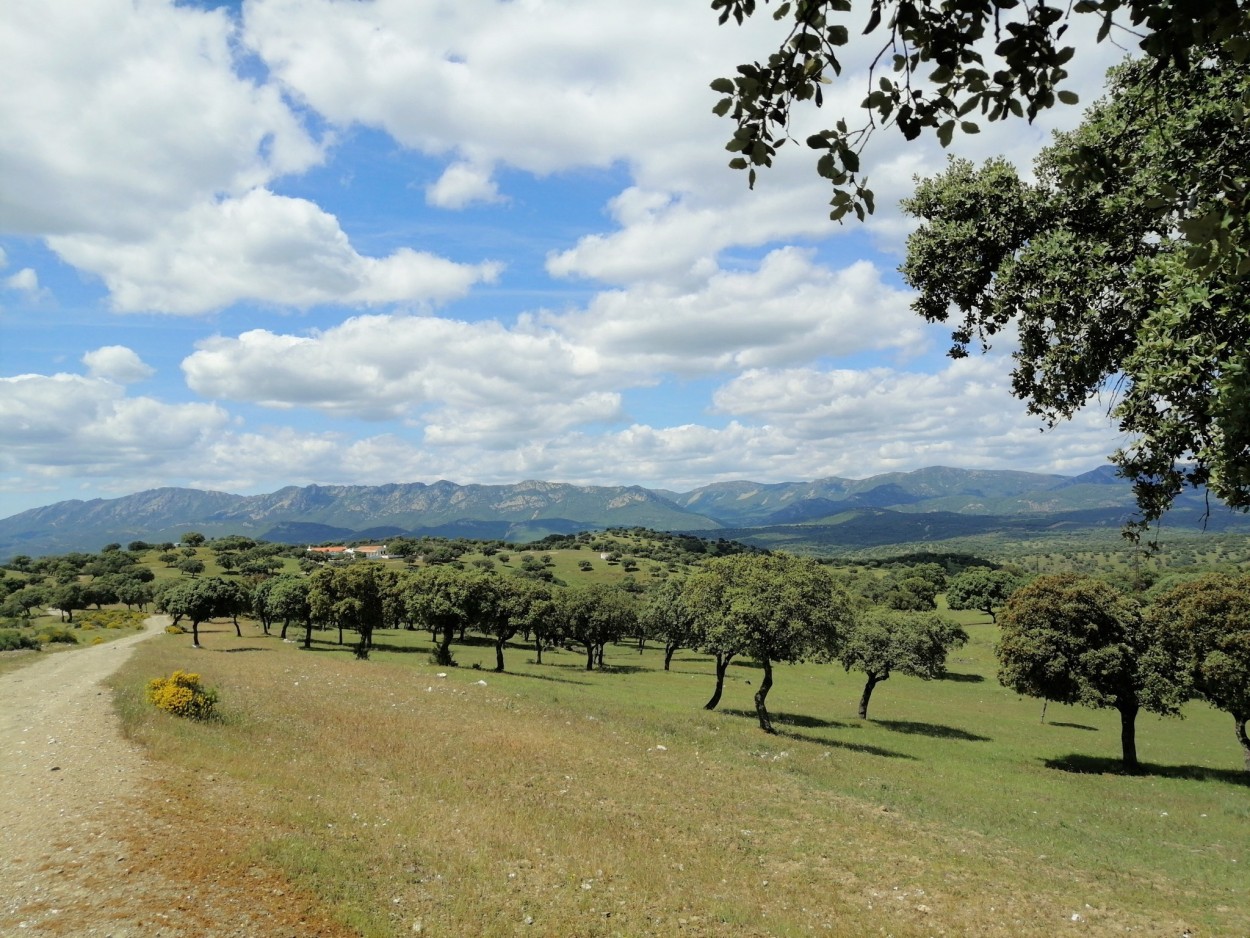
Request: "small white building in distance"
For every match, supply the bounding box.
[306,545,388,559]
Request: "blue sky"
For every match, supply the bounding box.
[0,0,1131,518]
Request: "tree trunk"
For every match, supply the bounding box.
[434,624,455,666]
[303,618,313,649]
[1118,700,1140,772]
[664,642,677,671]
[279,618,288,639]
[495,637,506,672]
[191,619,201,648]
[585,643,595,671]
[534,636,544,664]
[637,633,645,654]
[233,616,242,638]
[1234,714,1250,773]
[596,643,605,668]
[337,622,344,645]
[754,657,775,733]
[858,671,886,720]
[704,652,732,710]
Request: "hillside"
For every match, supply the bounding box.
[2,466,1247,559]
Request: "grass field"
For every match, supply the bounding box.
[105,608,1249,937]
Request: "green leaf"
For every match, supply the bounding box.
[1057,89,1080,105]
[937,119,955,147]
[960,121,980,134]
[709,78,735,94]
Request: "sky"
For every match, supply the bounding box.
[0,0,1135,519]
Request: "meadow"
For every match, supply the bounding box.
[108,606,1248,937]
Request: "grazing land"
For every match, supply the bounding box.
[98,610,1247,937]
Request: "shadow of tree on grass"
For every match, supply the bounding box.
[937,671,986,683]
[722,708,849,730]
[779,731,918,759]
[873,719,990,742]
[1046,721,1099,731]
[501,670,592,687]
[1043,753,1250,786]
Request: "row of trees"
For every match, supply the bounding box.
[154,551,1250,771]
[6,531,1245,771]
[157,552,975,735]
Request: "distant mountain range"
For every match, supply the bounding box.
[2,466,1247,560]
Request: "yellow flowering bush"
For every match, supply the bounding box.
[146,669,219,720]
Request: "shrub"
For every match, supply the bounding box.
[146,669,219,720]
[38,626,78,645]
[0,629,40,651]
[166,623,186,634]
[79,609,145,630]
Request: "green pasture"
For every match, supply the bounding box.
[109,609,1249,937]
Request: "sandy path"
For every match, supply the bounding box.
[0,618,343,937]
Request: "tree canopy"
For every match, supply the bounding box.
[996,573,1184,769]
[711,0,1247,228]
[1146,572,1250,771]
[713,1,1250,533]
[945,567,1022,623]
[840,608,967,718]
[902,53,1250,536]
[685,552,852,732]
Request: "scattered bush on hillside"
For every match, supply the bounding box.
[78,609,146,631]
[146,670,219,720]
[0,629,41,651]
[38,626,78,645]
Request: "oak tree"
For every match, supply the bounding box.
[996,573,1184,769]
[840,609,967,718]
[685,553,852,732]
[1146,573,1250,771]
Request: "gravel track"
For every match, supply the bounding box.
[0,617,344,937]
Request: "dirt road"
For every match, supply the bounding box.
[0,618,344,937]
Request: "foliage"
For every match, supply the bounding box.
[400,565,491,666]
[901,52,1250,535]
[1146,572,1250,769]
[640,576,699,670]
[685,552,853,731]
[146,669,219,720]
[710,0,1247,231]
[0,628,41,651]
[554,582,639,671]
[77,608,145,631]
[946,567,1023,622]
[858,562,946,611]
[37,624,79,645]
[840,609,967,718]
[996,573,1185,769]
[158,576,237,647]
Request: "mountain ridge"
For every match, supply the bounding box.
[1,466,1243,559]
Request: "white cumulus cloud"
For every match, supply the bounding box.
[82,346,155,384]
